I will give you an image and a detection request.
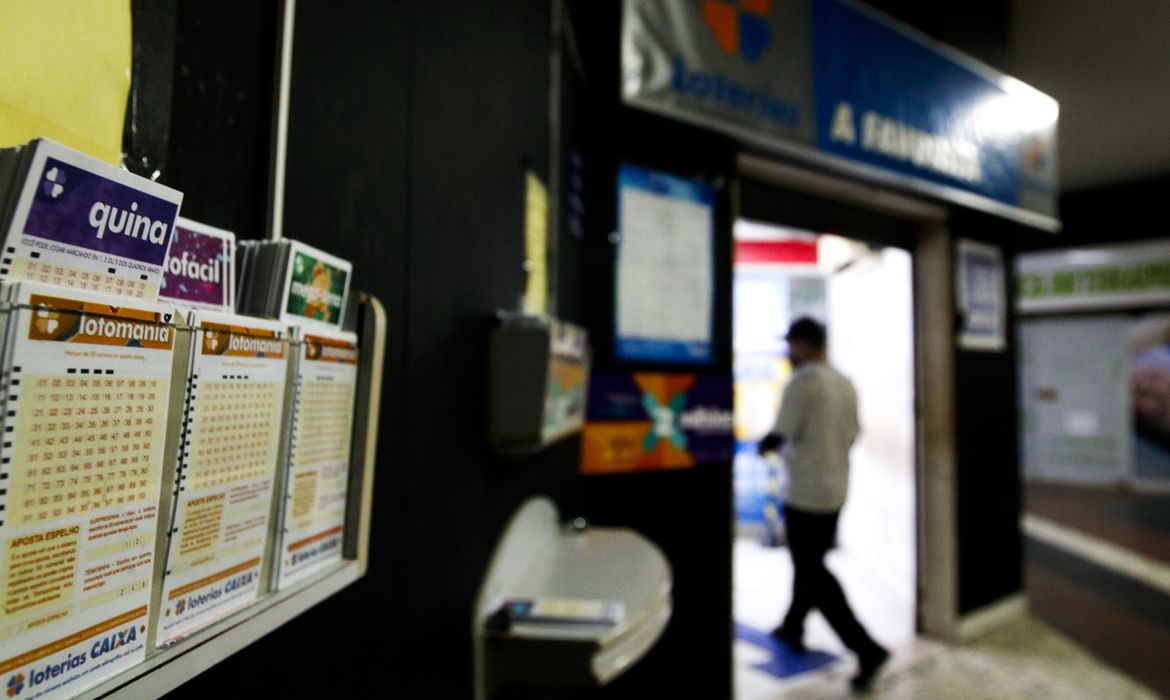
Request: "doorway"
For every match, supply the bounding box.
[729,154,958,694]
[732,220,917,688]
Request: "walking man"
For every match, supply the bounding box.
[758,317,889,691]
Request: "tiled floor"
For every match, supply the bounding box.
[734,470,1163,698]
[736,615,1159,700]
[735,529,1159,698]
[734,438,918,698]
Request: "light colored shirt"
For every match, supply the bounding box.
[772,361,860,513]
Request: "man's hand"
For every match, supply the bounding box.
[757,432,784,456]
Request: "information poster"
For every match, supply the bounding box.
[581,373,733,475]
[154,312,289,647]
[2,139,182,300]
[0,283,176,700]
[1130,314,1170,485]
[615,164,716,363]
[276,329,358,589]
[956,239,1005,351]
[1018,316,1132,484]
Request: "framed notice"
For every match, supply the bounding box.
[956,239,1006,351]
[615,164,716,364]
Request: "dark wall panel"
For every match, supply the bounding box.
[167,1,570,697]
[1016,172,1170,252]
[126,0,281,239]
[559,4,737,698]
[164,1,410,696]
[951,211,1025,614]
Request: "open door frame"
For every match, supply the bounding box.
[735,153,959,639]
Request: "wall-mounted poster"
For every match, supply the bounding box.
[957,239,1006,351]
[1131,314,1170,486]
[580,373,733,474]
[615,164,716,364]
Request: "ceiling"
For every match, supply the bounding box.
[1012,0,1170,191]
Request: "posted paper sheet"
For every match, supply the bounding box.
[615,165,715,363]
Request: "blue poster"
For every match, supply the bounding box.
[615,164,718,364]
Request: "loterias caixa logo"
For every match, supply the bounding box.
[6,673,24,698]
[702,0,772,62]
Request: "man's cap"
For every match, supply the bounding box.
[785,317,826,346]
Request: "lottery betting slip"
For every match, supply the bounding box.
[0,139,182,301]
[275,326,359,590]
[0,282,179,700]
[157,218,235,314]
[153,310,290,647]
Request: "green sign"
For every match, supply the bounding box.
[1018,262,1170,299]
[1016,242,1170,313]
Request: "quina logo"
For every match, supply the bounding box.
[702,0,772,62]
[6,673,23,698]
[42,166,64,199]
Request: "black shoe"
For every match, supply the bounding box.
[769,625,807,654]
[850,646,889,692]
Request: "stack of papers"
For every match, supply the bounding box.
[158,218,235,314]
[0,138,182,300]
[236,239,351,330]
[153,310,290,647]
[273,327,359,589]
[0,281,180,698]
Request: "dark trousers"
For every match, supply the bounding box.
[781,505,881,656]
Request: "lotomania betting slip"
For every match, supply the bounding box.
[0,281,179,700]
[153,310,290,647]
[274,327,358,589]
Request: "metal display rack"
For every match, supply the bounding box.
[75,292,386,699]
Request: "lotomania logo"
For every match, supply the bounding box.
[702,0,772,62]
[6,674,23,698]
